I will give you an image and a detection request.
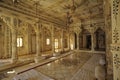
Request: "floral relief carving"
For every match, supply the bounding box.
[113,0,120,21]
[113,28,119,43]
[111,44,120,51]
[114,54,120,69]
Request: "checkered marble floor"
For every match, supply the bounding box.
[35,52,93,80]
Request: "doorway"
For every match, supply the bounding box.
[95,28,106,51]
[86,35,91,49]
[74,33,77,49]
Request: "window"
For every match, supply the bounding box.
[71,44,74,50]
[17,37,23,47]
[55,39,58,52]
[46,38,50,45]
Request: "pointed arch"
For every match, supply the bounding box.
[94,28,106,51]
[79,29,91,50]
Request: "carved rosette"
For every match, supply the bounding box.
[114,54,120,69]
[111,44,120,51]
[113,0,120,21]
[113,28,119,43]
[111,44,120,70]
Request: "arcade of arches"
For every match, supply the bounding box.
[0,0,120,80]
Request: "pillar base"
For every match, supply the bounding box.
[53,52,61,56]
[10,58,17,63]
[34,56,45,63]
[91,49,95,52]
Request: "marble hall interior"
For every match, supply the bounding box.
[0,0,120,80]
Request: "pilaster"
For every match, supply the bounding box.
[52,25,55,54]
[61,29,64,52]
[11,17,18,63]
[34,23,43,63]
[77,33,79,50]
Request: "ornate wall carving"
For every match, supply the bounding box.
[113,0,120,21]
[113,28,119,43]
[111,44,120,51]
[114,54,120,69]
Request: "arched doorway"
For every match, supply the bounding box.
[79,29,91,50]
[95,28,106,51]
[70,33,74,50]
[74,33,77,49]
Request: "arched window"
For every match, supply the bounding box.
[46,38,50,45]
[17,37,23,47]
[55,39,58,52]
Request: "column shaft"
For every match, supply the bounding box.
[36,32,40,57]
[77,34,79,50]
[91,33,95,51]
[11,18,18,63]
[35,25,42,63]
[61,29,64,52]
[52,26,55,53]
[11,31,17,62]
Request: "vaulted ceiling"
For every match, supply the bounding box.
[0,0,104,27]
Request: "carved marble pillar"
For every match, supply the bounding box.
[11,30,17,62]
[52,26,55,54]
[4,26,8,58]
[34,23,43,63]
[77,33,79,50]
[91,33,95,52]
[11,18,18,63]
[103,1,112,78]
[61,29,64,52]
[68,30,70,50]
[74,25,81,50]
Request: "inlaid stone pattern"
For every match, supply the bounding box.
[111,44,120,51]
[114,54,120,69]
[113,28,119,43]
[113,0,120,20]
